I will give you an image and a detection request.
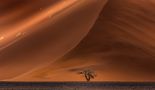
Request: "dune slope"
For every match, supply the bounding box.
[12,0,155,81]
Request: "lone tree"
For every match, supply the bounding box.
[79,69,96,82]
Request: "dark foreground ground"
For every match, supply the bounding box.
[0,82,154,90]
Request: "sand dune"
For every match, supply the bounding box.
[9,0,155,81]
[0,0,107,80]
[1,0,155,81]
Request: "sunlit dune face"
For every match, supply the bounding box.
[0,0,107,80]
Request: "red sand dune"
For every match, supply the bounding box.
[1,0,155,81]
[0,0,107,80]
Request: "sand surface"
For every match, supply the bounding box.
[1,0,155,81]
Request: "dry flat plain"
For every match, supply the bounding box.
[0,82,154,90]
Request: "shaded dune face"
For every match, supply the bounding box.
[0,0,107,80]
